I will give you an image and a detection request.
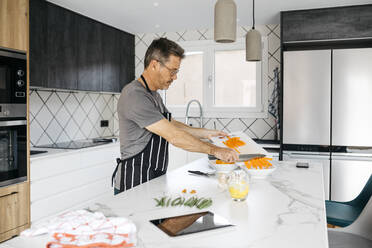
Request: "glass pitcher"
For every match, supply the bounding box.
[228,169,249,201]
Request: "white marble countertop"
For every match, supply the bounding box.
[29,140,120,161]
[1,158,328,248]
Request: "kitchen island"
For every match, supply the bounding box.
[1,158,328,248]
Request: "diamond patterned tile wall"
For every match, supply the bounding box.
[29,89,119,146]
[30,25,280,145]
[135,25,281,140]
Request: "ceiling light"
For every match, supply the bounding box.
[214,0,237,43]
[153,2,159,7]
[246,0,262,61]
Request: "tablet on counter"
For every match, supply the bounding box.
[150,211,234,237]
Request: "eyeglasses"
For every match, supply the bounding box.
[158,60,179,76]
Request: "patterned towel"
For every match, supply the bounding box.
[21,210,136,247]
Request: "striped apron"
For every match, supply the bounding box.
[112,75,170,194]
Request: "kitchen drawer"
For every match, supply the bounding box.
[0,182,29,234]
[331,158,372,202]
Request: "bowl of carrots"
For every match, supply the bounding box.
[238,157,276,179]
[208,159,238,172]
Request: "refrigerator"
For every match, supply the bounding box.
[282,48,372,201]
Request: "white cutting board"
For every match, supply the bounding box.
[210,131,268,155]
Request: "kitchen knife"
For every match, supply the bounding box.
[188,170,215,177]
[208,153,266,162]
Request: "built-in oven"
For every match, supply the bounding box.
[0,118,27,187]
[0,48,27,106]
[0,47,27,187]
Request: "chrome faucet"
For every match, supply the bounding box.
[185,99,203,127]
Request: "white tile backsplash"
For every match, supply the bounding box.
[30,24,281,145]
[134,24,281,140]
[29,89,119,146]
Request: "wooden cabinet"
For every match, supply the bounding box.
[29,0,134,92]
[47,3,78,90]
[118,32,135,91]
[77,16,102,91]
[0,0,28,52]
[102,25,120,92]
[0,182,30,242]
[29,0,47,87]
[281,5,372,43]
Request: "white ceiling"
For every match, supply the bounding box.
[47,0,371,34]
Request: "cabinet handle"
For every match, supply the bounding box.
[0,191,18,198]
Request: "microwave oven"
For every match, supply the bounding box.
[0,48,27,105]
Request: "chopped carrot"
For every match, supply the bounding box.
[216,160,234,164]
[190,190,196,194]
[222,137,246,152]
[245,157,272,170]
[182,189,187,193]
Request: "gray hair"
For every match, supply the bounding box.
[144,37,185,69]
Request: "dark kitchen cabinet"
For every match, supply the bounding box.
[281,4,372,43]
[118,32,135,91]
[29,0,47,87]
[101,25,120,92]
[47,3,78,89]
[29,0,134,92]
[77,16,102,91]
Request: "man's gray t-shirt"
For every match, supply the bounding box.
[117,80,169,160]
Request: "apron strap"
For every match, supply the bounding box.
[112,158,122,187]
[140,75,152,94]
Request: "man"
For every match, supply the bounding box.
[113,38,238,194]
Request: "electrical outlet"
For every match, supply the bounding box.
[100,120,109,127]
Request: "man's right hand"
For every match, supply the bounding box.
[212,147,239,163]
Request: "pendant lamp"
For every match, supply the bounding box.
[214,0,237,43]
[246,0,262,61]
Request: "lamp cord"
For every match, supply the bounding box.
[252,0,255,29]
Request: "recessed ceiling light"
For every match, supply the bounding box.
[153,2,159,7]
[155,24,160,28]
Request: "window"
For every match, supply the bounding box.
[165,52,203,105]
[164,38,268,118]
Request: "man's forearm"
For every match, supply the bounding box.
[169,128,217,155]
[171,119,207,139]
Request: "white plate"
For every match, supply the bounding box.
[208,160,237,172]
[237,162,276,179]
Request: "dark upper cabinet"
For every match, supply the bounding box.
[47,3,78,89]
[101,25,120,92]
[281,5,372,43]
[29,0,47,87]
[118,32,135,92]
[29,0,134,92]
[77,15,102,91]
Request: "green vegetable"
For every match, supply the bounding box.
[154,196,213,209]
[197,199,213,209]
[183,197,194,207]
[171,197,182,206]
[154,198,161,206]
[191,197,199,207]
[180,197,185,206]
[160,197,166,207]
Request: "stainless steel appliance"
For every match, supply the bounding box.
[0,48,27,106]
[0,48,27,187]
[282,48,372,201]
[0,118,27,187]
